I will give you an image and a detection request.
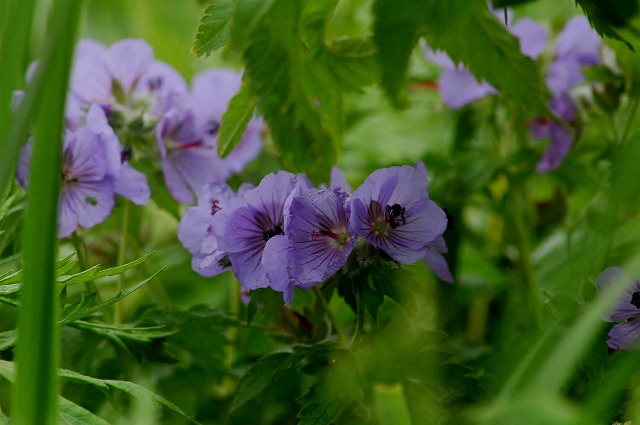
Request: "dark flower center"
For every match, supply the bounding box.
[262,225,284,242]
[385,203,406,229]
[147,76,163,91]
[631,291,640,309]
[205,119,220,136]
[311,229,339,241]
[210,200,221,215]
[121,146,132,163]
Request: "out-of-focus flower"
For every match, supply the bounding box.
[157,69,264,204]
[533,15,602,173]
[157,108,226,204]
[423,235,453,283]
[424,11,548,108]
[212,171,299,289]
[178,181,236,276]
[350,162,447,264]
[597,267,640,350]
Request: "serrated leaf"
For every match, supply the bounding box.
[372,0,422,107]
[231,352,293,412]
[227,0,277,52]
[419,0,551,116]
[242,0,342,181]
[192,0,233,57]
[217,80,257,157]
[0,330,16,351]
[577,0,638,49]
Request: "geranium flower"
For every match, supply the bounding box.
[597,267,640,350]
[178,181,236,276]
[212,171,299,289]
[423,235,453,283]
[350,162,447,264]
[533,15,602,173]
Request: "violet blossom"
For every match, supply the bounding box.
[597,267,640,350]
[533,15,602,173]
[212,171,299,289]
[158,69,263,204]
[350,162,447,264]
[263,187,356,304]
[17,126,118,238]
[178,181,236,276]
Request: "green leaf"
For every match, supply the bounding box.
[241,0,342,181]
[59,268,163,325]
[226,0,277,52]
[296,350,362,425]
[372,0,422,107]
[192,0,233,57]
[69,321,177,362]
[577,0,638,48]
[217,80,257,158]
[231,352,293,412]
[104,379,200,424]
[58,397,111,425]
[419,0,551,116]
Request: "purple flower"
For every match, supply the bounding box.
[350,162,447,264]
[156,107,227,204]
[212,171,299,289]
[17,126,118,238]
[597,267,640,350]
[532,16,601,173]
[424,11,547,108]
[84,105,150,204]
[190,69,263,176]
[287,187,356,285]
[178,181,236,276]
[423,235,453,283]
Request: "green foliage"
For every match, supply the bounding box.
[217,80,257,158]
[577,0,639,48]
[192,0,233,57]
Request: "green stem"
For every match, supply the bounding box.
[350,290,365,347]
[313,286,345,346]
[511,189,541,330]
[622,95,640,144]
[114,200,131,324]
[71,232,99,296]
[609,113,620,143]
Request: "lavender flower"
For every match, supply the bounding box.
[424,12,547,108]
[178,181,235,276]
[190,69,263,177]
[17,127,117,238]
[212,171,299,289]
[157,107,226,204]
[597,267,640,350]
[350,162,447,264]
[287,187,356,284]
[423,235,453,283]
[533,16,602,173]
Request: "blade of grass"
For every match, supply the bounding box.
[13,1,82,424]
[0,0,37,195]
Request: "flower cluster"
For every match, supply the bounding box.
[424,10,606,173]
[532,16,602,172]
[179,163,449,304]
[16,39,262,237]
[597,267,640,350]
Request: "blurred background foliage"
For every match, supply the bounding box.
[4,0,640,424]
